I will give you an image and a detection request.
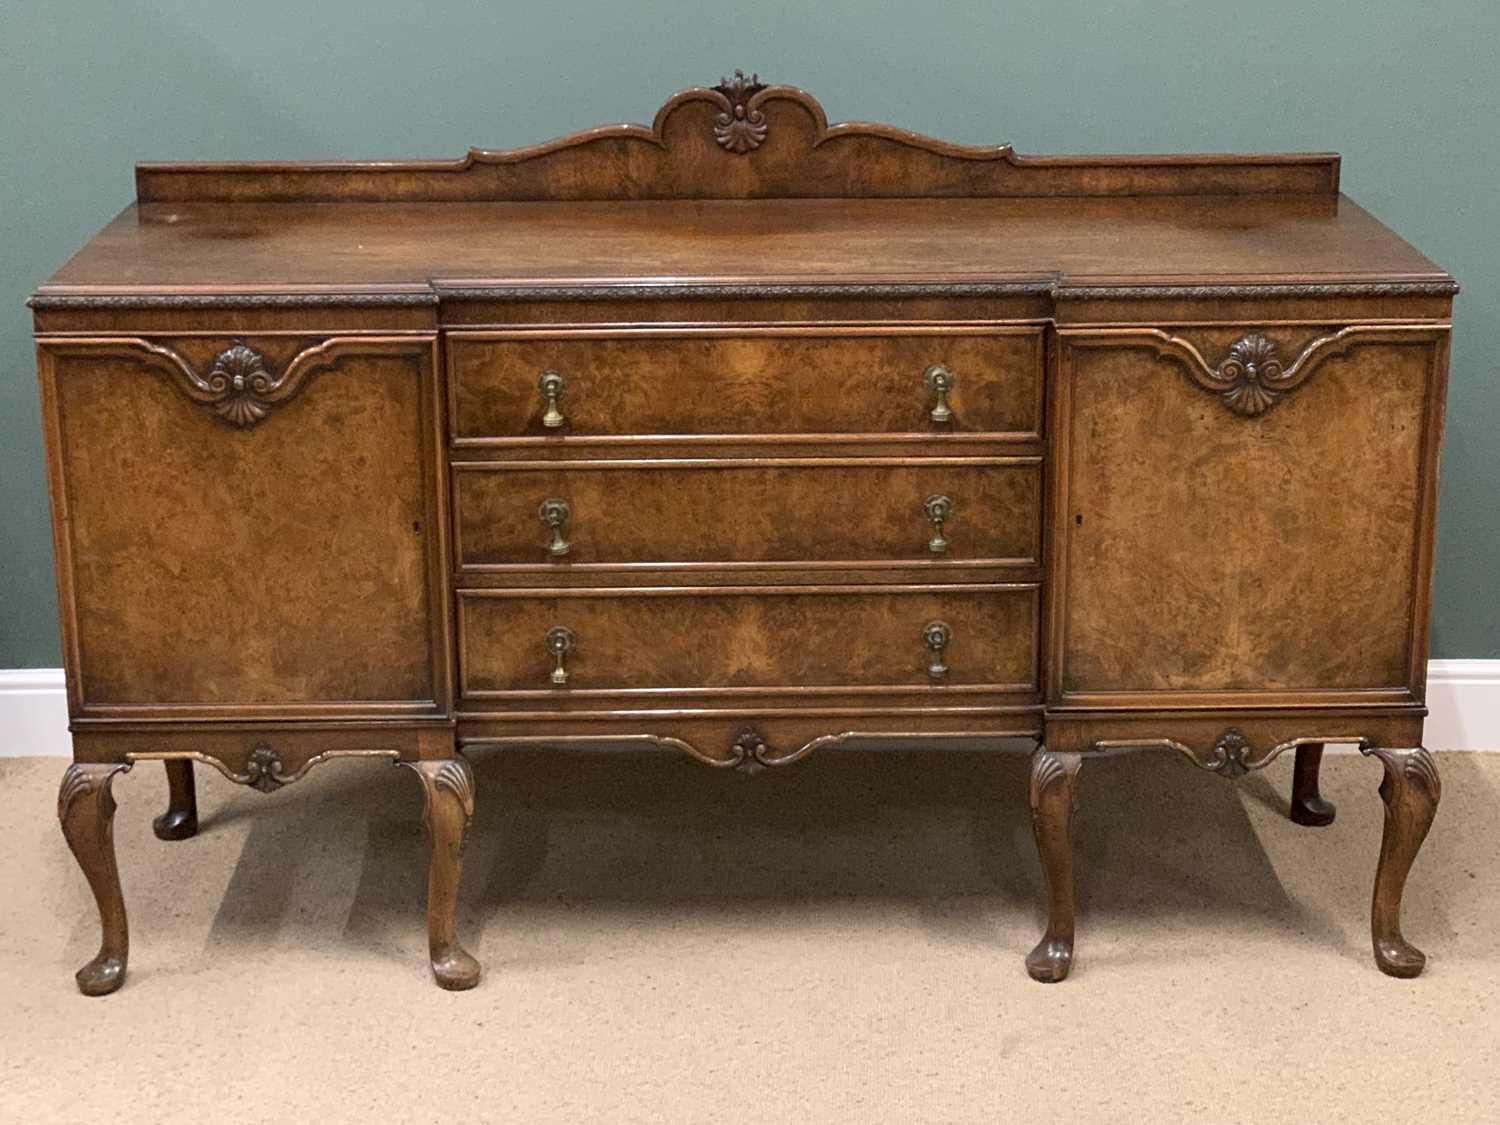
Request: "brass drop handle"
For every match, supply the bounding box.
[923,621,951,681]
[924,494,952,553]
[538,370,567,428]
[924,364,956,424]
[545,625,576,685]
[538,499,571,557]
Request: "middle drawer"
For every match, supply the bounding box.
[453,457,1041,571]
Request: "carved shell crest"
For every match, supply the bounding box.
[1209,728,1254,779]
[244,744,287,793]
[206,343,278,426]
[730,727,769,775]
[713,70,768,154]
[1215,333,1285,417]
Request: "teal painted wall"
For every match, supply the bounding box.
[2,0,1497,665]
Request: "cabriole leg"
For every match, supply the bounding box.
[58,763,131,996]
[407,757,480,990]
[1026,747,1083,983]
[152,759,199,841]
[1289,742,1336,827]
[1363,747,1440,978]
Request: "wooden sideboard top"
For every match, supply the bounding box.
[29,78,1452,302]
[36,195,1451,299]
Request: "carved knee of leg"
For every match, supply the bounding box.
[1027,748,1082,983]
[1363,747,1439,979]
[407,757,481,991]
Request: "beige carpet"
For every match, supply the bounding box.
[2,748,1498,1124]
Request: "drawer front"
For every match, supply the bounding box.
[449,328,1043,441]
[459,585,1038,696]
[455,458,1041,570]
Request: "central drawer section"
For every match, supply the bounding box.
[448,323,1046,720]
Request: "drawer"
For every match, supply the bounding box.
[454,457,1041,570]
[458,584,1038,697]
[449,328,1043,441]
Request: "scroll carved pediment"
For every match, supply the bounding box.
[135,74,1340,204]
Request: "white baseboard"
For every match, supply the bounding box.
[0,669,69,758]
[1423,659,1500,751]
[1,663,1496,758]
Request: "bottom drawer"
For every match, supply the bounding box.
[459,584,1038,698]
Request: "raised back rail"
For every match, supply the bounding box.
[136,73,1340,204]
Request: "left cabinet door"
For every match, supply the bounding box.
[37,336,450,719]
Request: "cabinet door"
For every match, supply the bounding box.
[38,336,449,718]
[1048,325,1447,707]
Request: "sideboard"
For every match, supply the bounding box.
[31,75,1455,993]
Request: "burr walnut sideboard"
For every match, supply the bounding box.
[30,75,1456,994]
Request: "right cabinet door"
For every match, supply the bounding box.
[1048,324,1448,707]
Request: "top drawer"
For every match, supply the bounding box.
[448,327,1044,442]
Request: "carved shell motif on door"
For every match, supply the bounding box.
[65,337,383,429]
[205,344,285,426]
[1137,325,1383,417]
[1213,333,1284,416]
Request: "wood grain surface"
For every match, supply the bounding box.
[31,76,1455,991]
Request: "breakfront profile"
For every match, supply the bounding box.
[32,74,1453,993]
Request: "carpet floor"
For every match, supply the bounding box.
[2,748,1497,1124]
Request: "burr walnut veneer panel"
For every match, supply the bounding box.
[448,329,1044,442]
[1052,327,1445,704]
[454,458,1041,570]
[31,76,1455,994]
[458,585,1038,697]
[39,338,445,717]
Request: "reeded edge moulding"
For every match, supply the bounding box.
[28,278,1460,311]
